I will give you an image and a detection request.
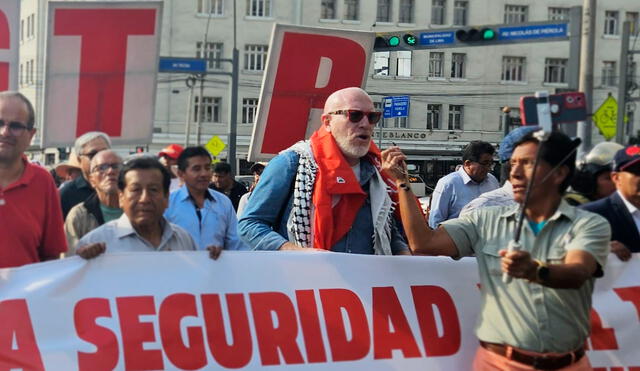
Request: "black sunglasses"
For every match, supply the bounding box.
[329,110,382,125]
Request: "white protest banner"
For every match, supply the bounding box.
[249,24,374,161]
[42,1,163,147]
[0,0,19,91]
[0,252,638,370]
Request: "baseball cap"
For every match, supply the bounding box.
[158,144,184,160]
[498,126,540,162]
[249,162,266,174]
[613,145,640,172]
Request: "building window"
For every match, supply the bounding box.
[19,63,23,86]
[429,52,444,78]
[197,0,223,15]
[377,0,392,23]
[453,1,468,26]
[20,19,24,42]
[448,105,463,130]
[548,7,569,21]
[244,44,268,71]
[431,0,446,25]
[196,42,223,70]
[602,61,617,86]
[394,117,408,128]
[544,58,567,84]
[194,96,221,123]
[242,98,259,124]
[626,12,639,35]
[451,53,466,78]
[399,0,414,23]
[397,51,412,77]
[604,11,619,35]
[344,0,359,21]
[504,5,528,24]
[246,0,271,17]
[427,104,442,129]
[321,0,337,19]
[373,52,390,76]
[501,56,526,82]
[28,14,35,38]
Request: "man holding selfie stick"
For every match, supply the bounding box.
[239,87,410,255]
[382,91,610,370]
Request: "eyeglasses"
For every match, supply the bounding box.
[91,163,122,173]
[328,110,382,125]
[0,120,30,136]
[80,150,101,160]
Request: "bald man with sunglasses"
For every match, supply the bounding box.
[238,87,410,255]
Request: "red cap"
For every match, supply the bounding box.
[158,144,184,160]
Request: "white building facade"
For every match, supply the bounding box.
[18,0,640,182]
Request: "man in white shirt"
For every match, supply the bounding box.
[429,140,499,227]
[76,157,203,258]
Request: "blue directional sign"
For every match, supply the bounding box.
[383,96,410,119]
[419,31,455,46]
[498,23,568,41]
[159,57,207,73]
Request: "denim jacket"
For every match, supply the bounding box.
[238,150,408,254]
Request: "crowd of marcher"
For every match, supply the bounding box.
[1,88,639,370]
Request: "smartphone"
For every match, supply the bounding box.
[519,92,587,126]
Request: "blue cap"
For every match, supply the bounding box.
[498,126,540,162]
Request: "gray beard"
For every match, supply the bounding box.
[335,136,369,159]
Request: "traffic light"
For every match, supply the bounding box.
[403,34,417,46]
[455,27,497,43]
[374,33,417,49]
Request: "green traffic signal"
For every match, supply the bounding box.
[403,34,417,45]
[482,28,496,40]
[388,36,400,46]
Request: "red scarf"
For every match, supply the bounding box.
[309,129,399,250]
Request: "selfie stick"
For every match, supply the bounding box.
[502,91,552,284]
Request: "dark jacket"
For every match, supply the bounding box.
[581,192,640,252]
[209,181,247,211]
[60,175,95,219]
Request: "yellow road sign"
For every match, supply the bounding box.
[205,135,226,156]
[593,96,618,140]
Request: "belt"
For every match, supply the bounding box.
[479,341,585,370]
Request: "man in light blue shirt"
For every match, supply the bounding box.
[164,147,248,255]
[429,141,499,228]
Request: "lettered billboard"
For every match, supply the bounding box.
[42,1,163,147]
[0,0,19,91]
[1,253,639,370]
[249,24,374,161]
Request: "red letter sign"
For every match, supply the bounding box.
[43,2,162,147]
[249,25,374,160]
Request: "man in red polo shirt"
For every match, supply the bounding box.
[0,91,67,268]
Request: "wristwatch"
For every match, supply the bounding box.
[398,182,411,191]
[534,259,550,283]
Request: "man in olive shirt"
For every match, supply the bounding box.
[383,131,610,370]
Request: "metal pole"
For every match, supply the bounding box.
[184,82,195,147]
[568,7,582,91]
[616,21,631,144]
[563,6,583,138]
[195,75,204,145]
[577,0,596,157]
[378,119,384,147]
[227,0,238,174]
[228,48,239,174]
